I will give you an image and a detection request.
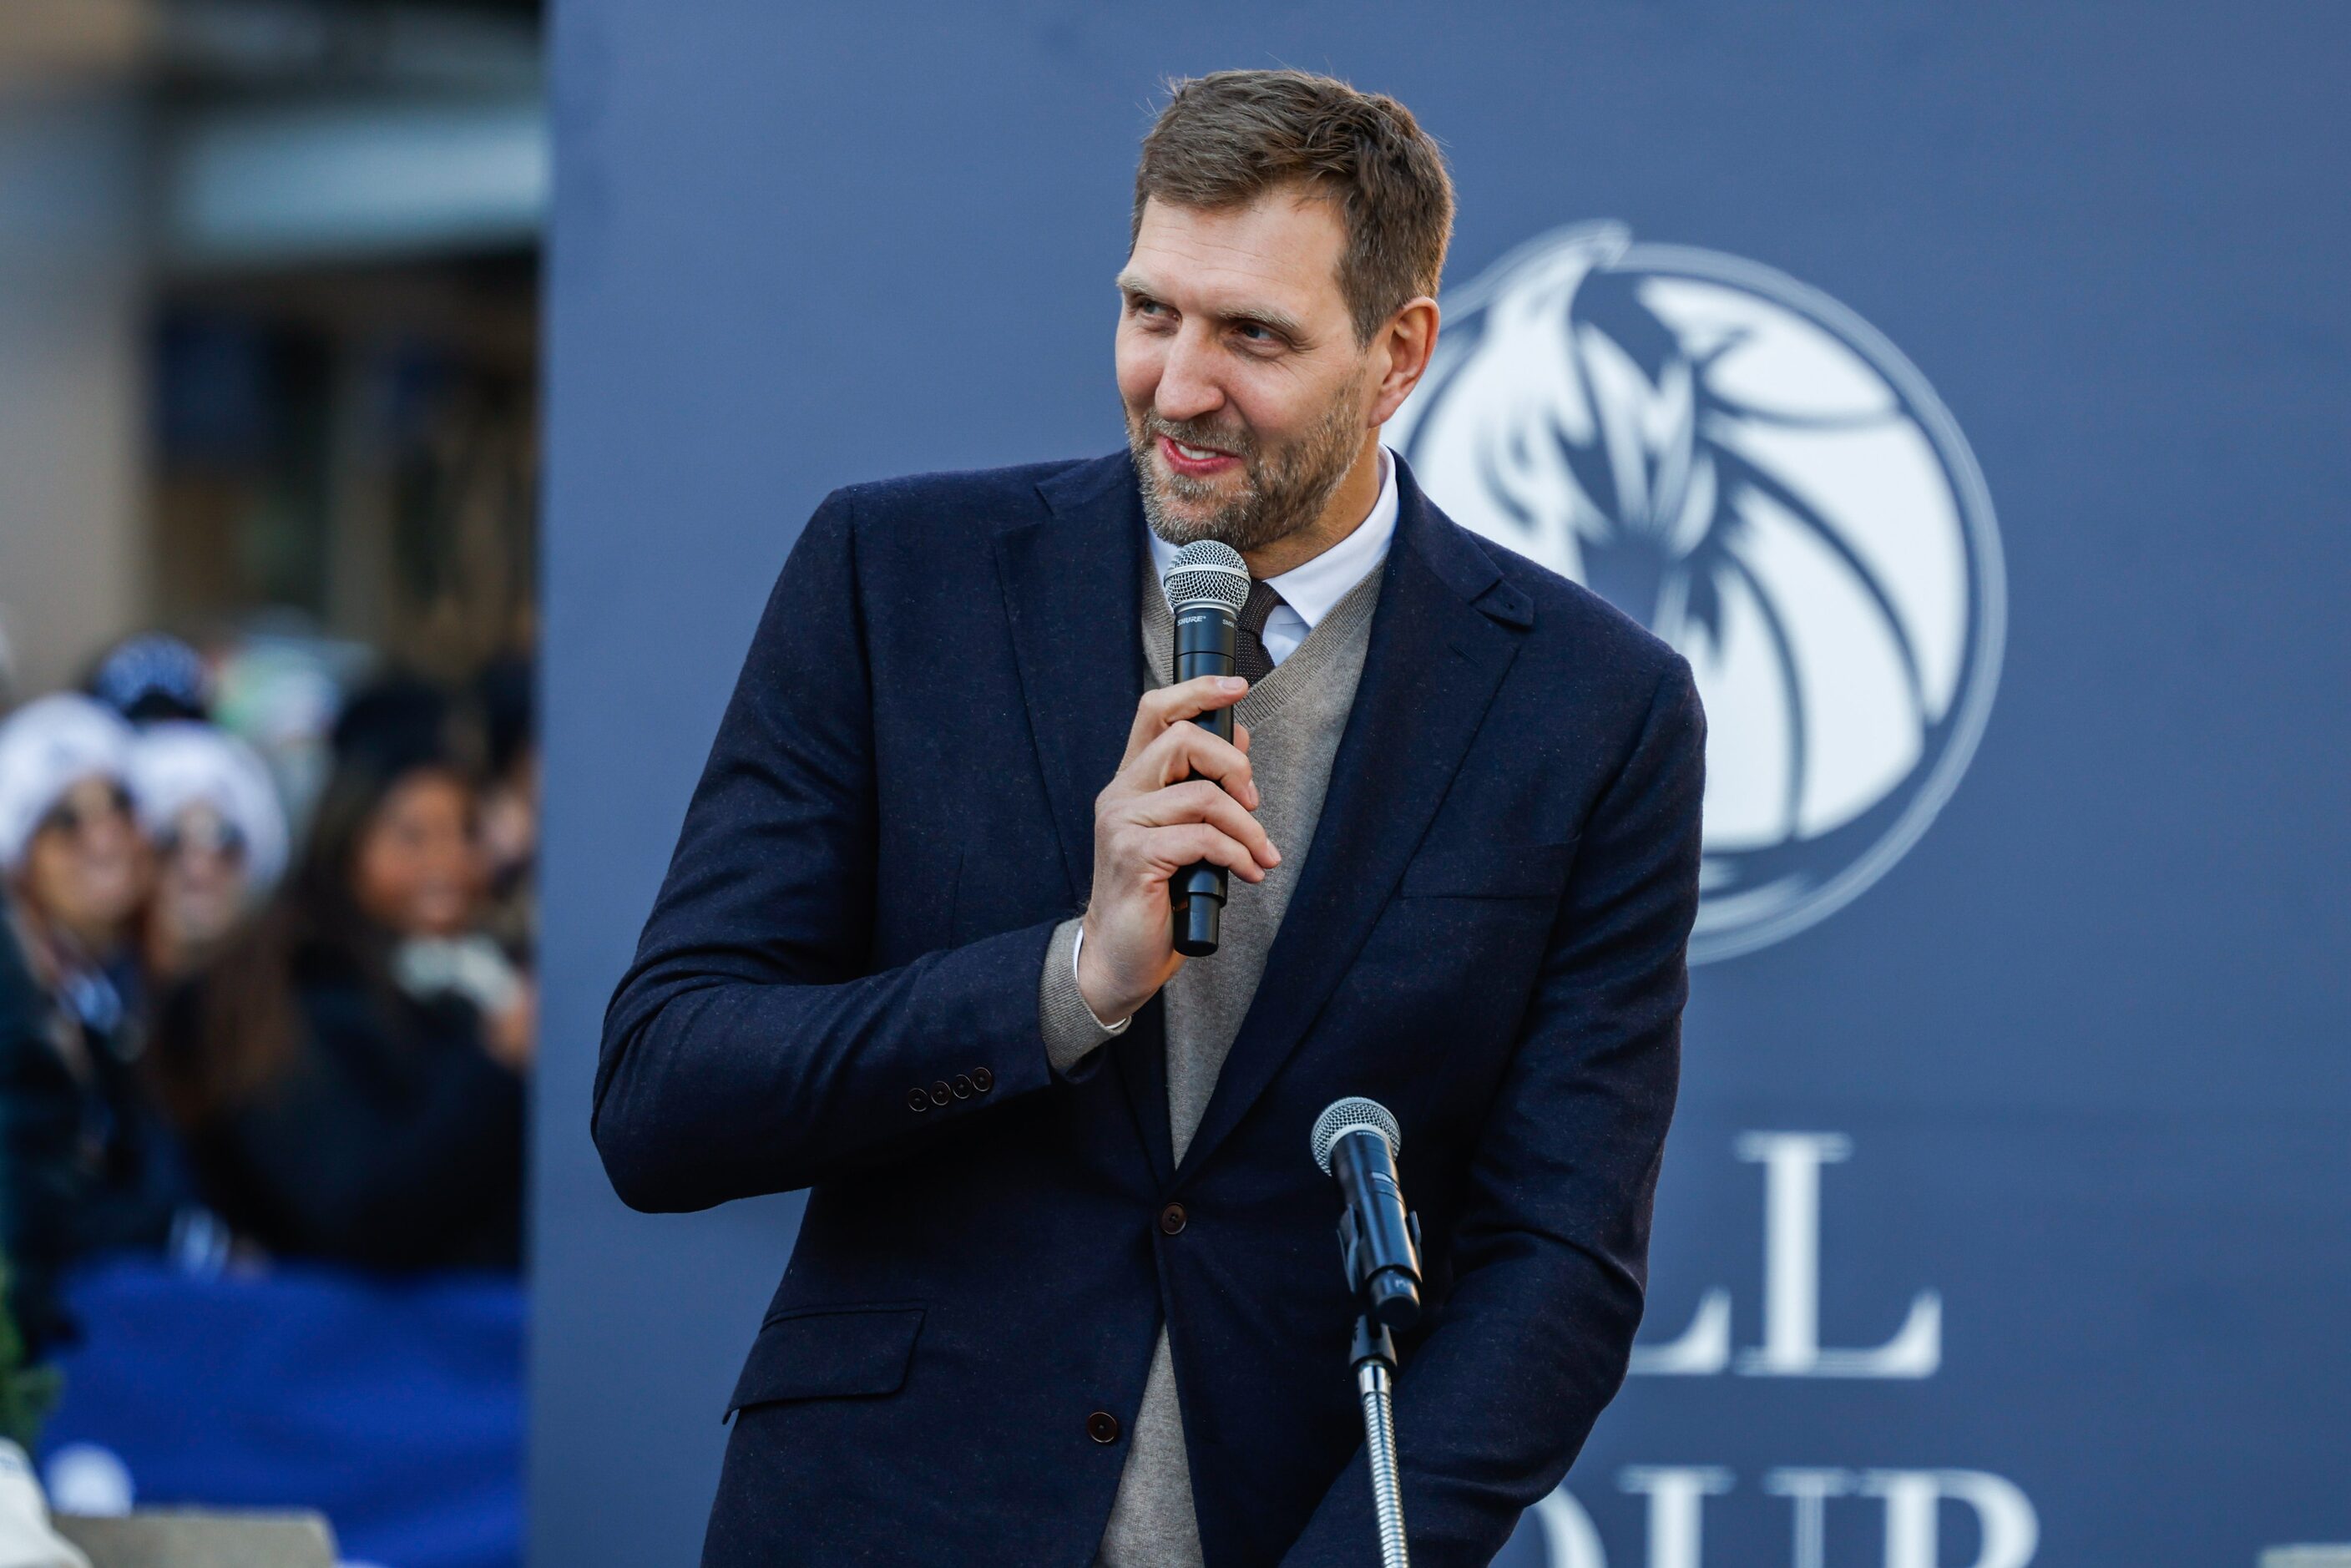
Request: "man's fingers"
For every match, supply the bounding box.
[1125,722,1256,807]
[1124,675,1250,760]
[1126,822,1268,883]
[1128,781,1280,867]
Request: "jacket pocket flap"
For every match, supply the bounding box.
[727,1304,926,1414]
[1399,839,1576,899]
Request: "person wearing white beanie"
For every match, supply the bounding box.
[0,695,141,908]
[129,722,289,982]
[0,695,149,1037]
[0,695,197,1360]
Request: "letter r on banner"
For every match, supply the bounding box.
[1863,1469,2039,1568]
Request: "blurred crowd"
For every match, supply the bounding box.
[0,634,536,1363]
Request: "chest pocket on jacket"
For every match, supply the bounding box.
[1398,838,1577,901]
[726,1302,926,1418]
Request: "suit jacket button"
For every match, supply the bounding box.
[952,1074,975,1100]
[971,1067,993,1094]
[1087,1411,1120,1444]
[1159,1203,1187,1236]
[928,1081,953,1107]
[906,1089,928,1112]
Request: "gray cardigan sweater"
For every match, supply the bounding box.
[1039,558,1385,1566]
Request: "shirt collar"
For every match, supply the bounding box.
[1146,446,1398,635]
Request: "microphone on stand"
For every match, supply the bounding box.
[1313,1095,1421,1568]
[1163,539,1251,957]
[1312,1096,1423,1329]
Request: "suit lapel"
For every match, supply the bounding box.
[1174,466,1533,1182]
[997,456,1177,1187]
[996,456,1148,907]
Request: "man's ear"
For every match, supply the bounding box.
[1368,297,1440,427]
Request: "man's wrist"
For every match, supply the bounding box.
[1040,918,1125,1078]
[1071,922,1134,1031]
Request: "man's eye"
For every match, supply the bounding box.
[1235,322,1277,344]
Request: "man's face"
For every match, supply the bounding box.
[1116,189,1374,554]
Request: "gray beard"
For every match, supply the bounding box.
[1129,382,1367,556]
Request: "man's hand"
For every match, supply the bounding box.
[1078,675,1280,1023]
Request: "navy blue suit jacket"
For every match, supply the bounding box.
[597,453,1704,1567]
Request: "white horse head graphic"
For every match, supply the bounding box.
[1392,225,2004,959]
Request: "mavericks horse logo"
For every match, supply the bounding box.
[1392,224,2005,961]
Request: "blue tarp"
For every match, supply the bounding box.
[40,1257,523,1568]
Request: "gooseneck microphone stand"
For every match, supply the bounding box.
[1352,1315,1409,1568]
[1313,1098,1423,1568]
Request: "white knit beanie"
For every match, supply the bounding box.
[129,721,291,890]
[0,694,135,874]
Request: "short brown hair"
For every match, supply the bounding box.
[1133,69,1454,344]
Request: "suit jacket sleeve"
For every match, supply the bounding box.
[594,488,1064,1212]
[1281,657,1706,1567]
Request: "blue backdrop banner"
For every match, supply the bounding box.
[44,1260,523,1568]
[538,5,2351,1564]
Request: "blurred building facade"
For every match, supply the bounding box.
[0,0,542,700]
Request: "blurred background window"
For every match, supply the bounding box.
[0,7,541,1565]
[0,0,543,704]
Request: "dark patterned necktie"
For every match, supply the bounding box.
[1235,579,1287,685]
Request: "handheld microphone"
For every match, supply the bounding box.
[1163,540,1251,958]
[1312,1096,1423,1330]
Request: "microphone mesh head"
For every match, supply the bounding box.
[1312,1096,1402,1175]
[1164,540,1251,615]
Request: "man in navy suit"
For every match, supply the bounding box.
[598,69,1703,1567]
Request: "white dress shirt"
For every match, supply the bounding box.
[1076,448,1401,1033]
[1147,446,1398,667]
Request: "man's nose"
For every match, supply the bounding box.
[1155,329,1226,423]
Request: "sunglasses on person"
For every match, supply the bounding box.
[37,782,135,842]
[157,812,249,863]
